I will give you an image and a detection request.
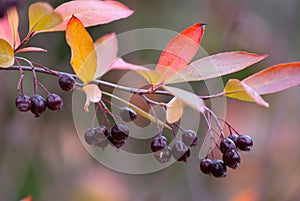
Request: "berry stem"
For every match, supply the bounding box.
[205,107,225,138]
[31,62,60,76]
[217,118,240,135]
[15,59,24,94]
[37,81,50,95]
[98,100,117,122]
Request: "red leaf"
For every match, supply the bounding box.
[243,62,300,95]
[49,0,134,31]
[155,23,206,83]
[166,52,268,84]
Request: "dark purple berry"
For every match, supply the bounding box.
[94,125,109,148]
[220,138,236,153]
[58,74,75,92]
[110,123,129,142]
[30,95,46,117]
[119,107,137,122]
[210,160,227,178]
[228,134,239,144]
[151,135,168,152]
[108,134,125,148]
[154,147,172,163]
[236,135,253,151]
[172,141,190,162]
[84,128,96,145]
[223,149,241,169]
[200,158,213,174]
[182,130,198,147]
[15,94,32,112]
[46,93,63,110]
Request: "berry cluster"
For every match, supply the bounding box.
[15,74,74,117]
[200,134,253,178]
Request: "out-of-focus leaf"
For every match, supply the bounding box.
[227,188,258,201]
[106,58,150,73]
[49,0,134,32]
[243,62,300,95]
[224,79,269,107]
[102,91,171,130]
[136,69,161,84]
[29,2,62,32]
[20,195,33,201]
[82,84,102,112]
[66,16,97,83]
[166,52,268,84]
[0,7,20,48]
[166,97,185,123]
[155,23,206,83]
[0,38,14,68]
[163,86,206,114]
[16,47,47,53]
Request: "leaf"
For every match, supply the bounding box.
[243,62,300,95]
[82,84,102,112]
[102,91,171,130]
[48,0,134,32]
[16,47,47,53]
[66,16,97,83]
[29,2,62,32]
[166,97,185,123]
[20,195,33,201]
[163,86,206,114]
[0,7,20,48]
[135,69,161,84]
[224,79,269,107]
[0,39,14,68]
[106,58,150,73]
[166,52,268,84]
[155,23,206,83]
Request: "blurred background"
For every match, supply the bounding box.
[1,0,300,200]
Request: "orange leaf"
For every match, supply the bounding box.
[166,97,185,123]
[0,7,20,49]
[243,62,300,95]
[66,16,97,83]
[16,47,47,53]
[224,79,269,107]
[49,0,134,32]
[20,195,33,201]
[155,23,206,83]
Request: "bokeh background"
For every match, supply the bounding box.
[1,0,300,200]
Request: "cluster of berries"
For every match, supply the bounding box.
[150,130,199,163]
[15,74,75,117]
[84,107,137,149]
[200,134,253,178]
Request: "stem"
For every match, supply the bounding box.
[15,58,38,94]
[205,107,225,138]
[98,100,117,122]
[218,118,240,135]
[37,81,50,95]
[199,92,225,100]
[15,59,24,94]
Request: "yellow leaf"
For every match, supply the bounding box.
[166,97,185,123]
[135,70,161,84]
[29,2,62,32]
[82,84,102,112]
[66,16,97,83]
[224,79,269,107]
[0,39,14,68]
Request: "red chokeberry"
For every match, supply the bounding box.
[220,137,236,153]
[151,135,168,152]
[236,135,253,151]
[30,95,46,117]
[172,141,190,162]
[15,94,32,112]
[200,158,213,174]
[182,130,198,147]
[223,149,241,169]
[119,107,137,122]
[110,123,129,142]
[210,160,227,178]
[154,147,172,163]
[46,93,63,111]
[58,74,75,92]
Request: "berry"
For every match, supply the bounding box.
[200,158,213,174]
[210,160,227,178]
[110,123,129,142]
[58,74,75,92]
[154,147,172,163]
[236,135,253,151]
[151,135,168,152]
[172,141,190,162]
[84,128,96,145]
[94,125,109,148]
[223,149,241,169]
[220,138,236,153]
[182,130,198,147]
[228,134,239,144]
[108,134,125,148]
[119,107,137,122]
[30,95,46,117]
[15,94,32,112]
[46,93,63,110]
